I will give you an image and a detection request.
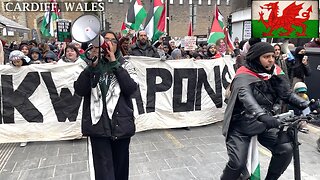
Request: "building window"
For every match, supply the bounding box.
[189,0,192,5]
[226,0,230,5]
[119,0,123,3]
[179,0,183,4]
[108,0,113,2]
[170,0,174,4]
[217,0,220,5]
[208,0,211,6]
[198,0,202,5]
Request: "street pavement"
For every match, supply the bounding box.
[1,111,320,180]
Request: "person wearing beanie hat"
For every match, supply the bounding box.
[290,81,311,133]
[171,48,182,59]
[221,42,310,180]
[294,82,307,93]
[44,50,58,63]
[9,50,30,67]
[245,42,276,73]
[29,47,43,64]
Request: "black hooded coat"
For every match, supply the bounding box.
[222,42,308,138]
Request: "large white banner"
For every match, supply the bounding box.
[0,57,235,143]
[129,56,235,132]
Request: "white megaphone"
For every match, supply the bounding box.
[90,34,109,51]
[71,14,101,43]
[71,14,109,58]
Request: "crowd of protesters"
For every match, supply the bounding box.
[1,33,320,89]
[2,33,318,65]
[0,34,232,68]
[0,38,90,66]
[0,32,319,119]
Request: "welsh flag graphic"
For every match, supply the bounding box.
[207,5,225,44]
[126,0,147,31]
[246,136,261,180]
[40,0,60,37]
[252,0,319,38]
[144,0,166,42]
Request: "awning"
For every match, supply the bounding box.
[0,14,30,33]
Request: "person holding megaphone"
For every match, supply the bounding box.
[74,30,138,180]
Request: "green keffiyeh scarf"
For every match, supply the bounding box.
[88,53,121,103]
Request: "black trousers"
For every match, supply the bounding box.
[221,129,293,180]
[89,137,131,180]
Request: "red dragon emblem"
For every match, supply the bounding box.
[258,1,312,37]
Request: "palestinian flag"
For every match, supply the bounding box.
[121,22,128,34]
[216,5,224,29]
[252,0,319,38]
[121,13,131,35]
[207,5,225,44]
[126,0,147,31]
[223,27,235,51]
[246,136,261,180]
[144,0,165,42]
[40,0,60,37]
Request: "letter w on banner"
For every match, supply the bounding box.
[252,0,319,38]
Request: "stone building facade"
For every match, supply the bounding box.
[0,0,232,42]
[105,0,232,37]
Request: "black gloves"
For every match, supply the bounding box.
[300,100,310,109]
[258,114,281,129]
[289,93,310,110]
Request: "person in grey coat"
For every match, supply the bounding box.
[129,30,160,58]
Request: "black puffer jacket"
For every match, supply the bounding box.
[289,46,311,82]
[129,41,160,58]
[223,42,309,137]
[74,57,138,139]
[229,74,307,136]
[291,61,311,82]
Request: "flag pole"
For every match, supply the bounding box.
[166,0,169,36]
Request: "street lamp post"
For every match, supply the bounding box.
[97,0,105,31]
[190,2,196,33]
